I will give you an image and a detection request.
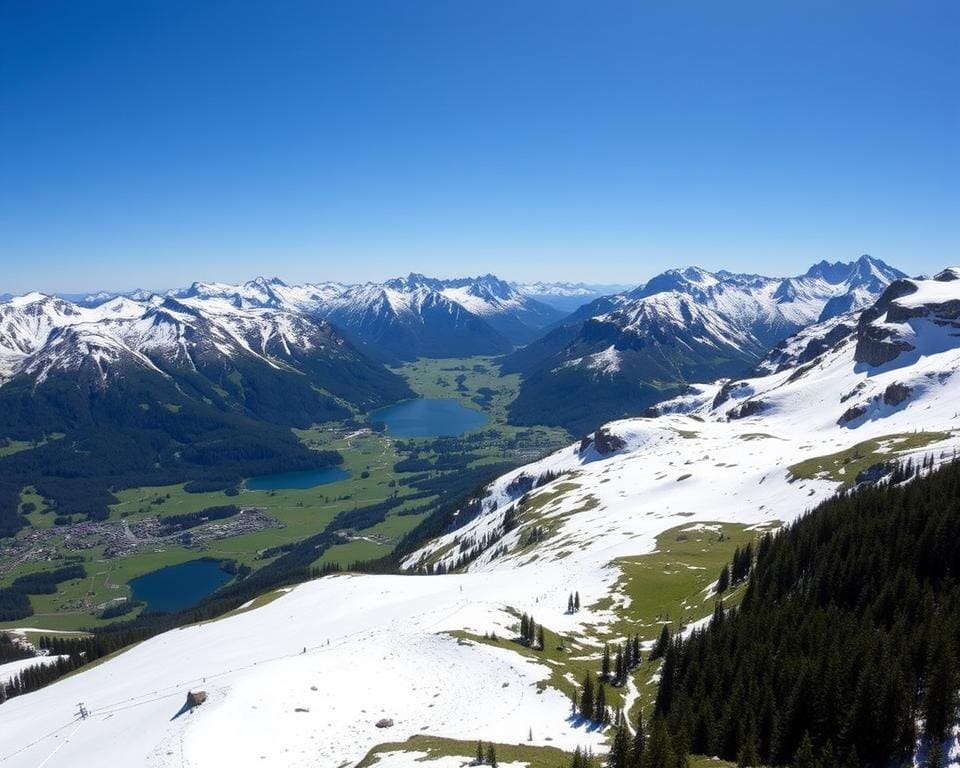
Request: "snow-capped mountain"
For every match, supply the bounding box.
[512,281,634,313]
[6,270,956,768]
[628,255,905,346]
[504,289,766,433]
[503,255,904,433]
[0,291,412,416]
[163,273,564,360]
[409,267,960,577]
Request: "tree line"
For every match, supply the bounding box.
[653,458,960,767]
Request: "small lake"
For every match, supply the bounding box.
[129,559,232,614]
[245,466,351,491]
[369,398,488,437]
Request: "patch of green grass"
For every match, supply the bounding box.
[3,356,573,630]
[444,521,778,738]
[357,734,576,768]
[606,522,776,640]
[787,431,951,487]
[0,432,64,457]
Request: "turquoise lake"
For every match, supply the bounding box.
[245,466,351,491]
[369,398,488,437]
[129,559,233,613]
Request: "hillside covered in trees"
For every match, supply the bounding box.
[655,459,960,767]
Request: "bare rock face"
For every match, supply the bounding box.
[854,282,919,366]
[505,473,536,496]
[593,426,626,455]
[854,275,960,366]
[727,399,764,420]
[713,380,748,409]
[882,382,912,406]
[375,718,394,729]
[838,404,868,425]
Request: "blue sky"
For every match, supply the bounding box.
[1,1,956,293]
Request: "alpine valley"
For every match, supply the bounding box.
[2,258,960,768]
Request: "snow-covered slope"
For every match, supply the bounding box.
[410,269,960,578]
[3,270,959,768]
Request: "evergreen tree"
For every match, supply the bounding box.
[716,565,730,594]
[520,613,529,642]
[602,644,612,680]
[651,625,670,660]
[594,683,609,725]
[486,743,497,768]
[579,673,595,720]
[608,724,631,768]
[632,709,646,766]
[644,714,675,768]
[476,740,483,765]
[536,625,545,650]
[737,735,758,768]
[574,592,580,611]
[793,733,819,768]
[614,645,625,684]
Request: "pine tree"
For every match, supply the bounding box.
[602,644,611,680]
[632,635,641,668]
[568,593,574,613]
[644,714,675,768]
[536,625,545,650]
[579,673,595,720]
[711,599,725,628]
[608,724,631,768]
[716,565,730,594]
[594,683,608,725]
[614,645,624,684]
[476,740,484,765]
[486,743,497,768]
[737,735,759,767]
[574,591,580,611]
[631,709,645,766]
[651,625,670,660]
[571,746,584,768]
[520,613,529,642]
[793,733,819,768]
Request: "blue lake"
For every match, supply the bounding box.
[245,466,351,491]
[129,559,233,613]
[369,398,488,437]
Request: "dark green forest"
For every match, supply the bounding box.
[0,346,414,535]
[655,458,960,767]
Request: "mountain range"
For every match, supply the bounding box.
[503,255,906,432]
[0,291,413,534]
[5,264,959,768]
[166,273,567,361]
[0,256,908,533]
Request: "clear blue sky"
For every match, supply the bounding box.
[1,1,956,293]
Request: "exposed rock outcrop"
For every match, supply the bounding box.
[882,383,912,407]
[727,400,765,420]
[593,426,627,455]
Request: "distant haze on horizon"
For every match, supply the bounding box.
[1,254,924,298]
[1,1,956,294]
